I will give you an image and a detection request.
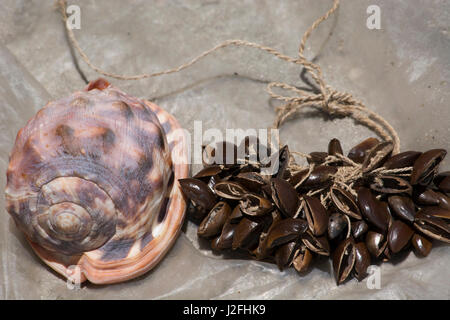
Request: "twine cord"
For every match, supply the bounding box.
[56,0,406,207]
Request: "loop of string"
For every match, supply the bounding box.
[56,0,406,207]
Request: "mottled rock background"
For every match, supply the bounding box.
[0,0,449,299]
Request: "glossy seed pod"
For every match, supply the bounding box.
[330,187,362,219]
[229,205,244,223]
[292,245,313,273]
[434,171,450,193]
[297,165,337,190]
[239,193,273,216]
[232,216,269,250]
[328,213,348,240]
[411,233,432,257]
[198,202,231,238]
[332,238,356,285]
[388,220,414,253]
[412,186,441,206]
[274,241,298,270]
[352,220,369,240]
[234,172,267,192]
[357,187,391,233]
[214,181,248,200]
[410,149,447,185]
[211,221,237,251]
[327,138,342,165]
[366,231,387,258]
[388,196,416,222]
[252,211,282,259]
[413,207,450,243]
[353,242,371,281]
[5,79,189,284]
[307,152,329,165]
[303,196,329,236]
[276,145,291,179]
[383,151,422,169]
[266,218,308,249]
[361,141,393,173]
[369,175,412,194]
[328,138,343,156]
[180,178,216,218]
[382,246,392,262]
[436,192,450,210]
[193,165,223,179]
[271,177,299,218]
[347,137,380,164]
[302,231,330,256]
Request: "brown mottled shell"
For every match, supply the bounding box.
[5,79,188,284]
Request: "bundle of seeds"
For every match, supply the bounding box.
[179,137,449,285]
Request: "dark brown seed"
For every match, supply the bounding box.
[362,141,394,173]
[276,145,291,179]
[289,170,309,188]
[411,149,447,185]
[388,196,416,222]
[328,213,348,240]
[383,151,422,169]
[252,211,283,260]
[298,165,337,189]
[352,220,369,239]
[382,246,392,262]
[413,186,441,206]
[328,138,343,156]
[333,238,356,285]
[330,187,362,219]
[271,177,299,218]
[388,220,414,253]
[239,193,273,216]
[366,231,387,258]
[214,181,248,200]
[304,196,329,236]
[437,192,450,210]
[308,152,329,165]
[421,206,450,220]
[266,218,308,249]
[235,172,267,192]
[232,217,268,250]
[347,137,380,164]
[206,175,219,194]
[353,242,371,281]
[434,171,450,193]
[193,165,223,179]
[211,221,237,250]
[369,175,412,194]
[413,207,450,243]
[302,231,330,256]
[198,202,231,238]
[229,205,244,224]
[411,233,432,257]
[274,241,298,270]
[292,246,313,273]
[179,178,217,213]
[357,187,391,233]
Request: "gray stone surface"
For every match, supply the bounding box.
[0,0,449,299]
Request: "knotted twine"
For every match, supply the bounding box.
[56,0,411,207]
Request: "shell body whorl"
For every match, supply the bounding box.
[5,79,188,284]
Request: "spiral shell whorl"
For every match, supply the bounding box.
[34,177,117,255]
[6,79,172,257]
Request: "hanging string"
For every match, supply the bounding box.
[56,0,406,206]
